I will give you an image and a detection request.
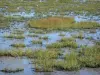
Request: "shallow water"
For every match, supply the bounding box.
[0,21,100,50]
[4,12,35,18]
[0,57,100,75]
[35,68,100,75]
[0,57,34,75]
[0,10,100,75]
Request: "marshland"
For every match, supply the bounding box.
[0,0,100,75]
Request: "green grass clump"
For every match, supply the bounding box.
[28,17,100,29]
[9,50,24,57]
[47,37,77,48]
[47,41,78,49]
[25,49,35,58]
[34,50,60,72]
[39,36,49,40]
[55,51,80,71]
[59,37,75,42]
[72,32,84,39]
[0,14,9,28]
[0,50,10,56]
[75,22,100,29]
[35,59,55,72]
[11,43,26,48]
[33,50,59,59]
[4,34,25,39]
[79,46,100,68]
[0,68,24,73]
[96,41,100,46]
[32,40,42,44]
[0,50,24,57]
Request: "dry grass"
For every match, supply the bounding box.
[28,17,75,29]
[28,17,100,29]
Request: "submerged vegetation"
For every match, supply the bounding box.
[0,45,99,71]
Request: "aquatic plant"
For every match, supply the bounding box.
[39,36,49,40]
[4,34,25,39]
[11,43,26,48]
[34,50,60,72]
[9,50,24,57]
[54,51,80,71]
[35,59,55,72]
[59,37,75,42]
[79,45,100,68]
[0,68,24,73]
[32,40,42,44]
[72,32,84,39]
[47,37,77,48]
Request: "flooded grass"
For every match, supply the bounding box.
[55,51,80,71]
[72,32,84,39]
[0,45,99,72]
[31,29,47,34]
[0,0,100,74]
[79,45,100,68]
[32,40,42,44]
[39,36,49,40]
[11,43,26,48]
[34,50,60,72]
[47,37,77,49]
[28,34,39,37]
[0,68,24,73]
[47,41,78,49]
[4,34,25,39]
[59,37,75,42]
[0,50,24,57]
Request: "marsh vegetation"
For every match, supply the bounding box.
[0,0,100,75]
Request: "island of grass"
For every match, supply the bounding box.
[28,17,100,29]
[0,68,24,73]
